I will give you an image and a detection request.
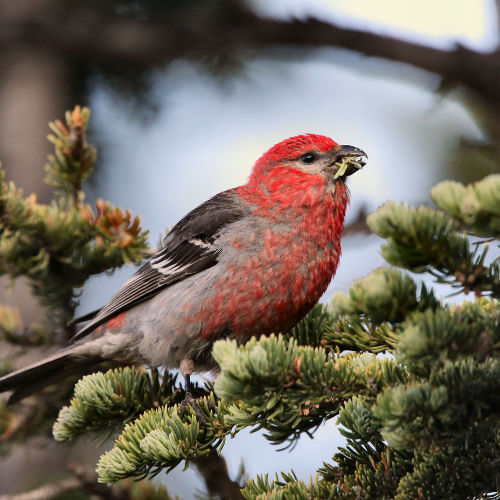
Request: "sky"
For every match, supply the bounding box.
[253,0,499,50]
[79,1,498,498]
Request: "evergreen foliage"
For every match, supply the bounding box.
[1,108,499,497]
[0,107,171,497]
[52,367,185,441]
[0,106,149,329]
[51,173,500,498]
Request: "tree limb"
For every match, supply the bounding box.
[0,478,81,500]
[193,450,244,500]
[1,4,500,107]
[0,464,132,500]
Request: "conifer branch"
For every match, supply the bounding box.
[3,109,499,497]
[96,394,233,484]
[0,106,149,329]
[45,106,96,202]
[0,106,153,495]
[282,303,331,347]
[53,367,195,441]
[213,335,407,447]
[431,175,500,239]
[367,201,500,297]
[322,268,438,354]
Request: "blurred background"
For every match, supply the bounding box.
[1,0,499,498]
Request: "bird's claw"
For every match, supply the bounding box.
[179,392,214,425]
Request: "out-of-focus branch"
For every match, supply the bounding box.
[0,464,130,500]
[193,450,244,500]
[342,206,371,237]
[68,463,128,500]
[0,478,81,500]
[0,399,37,441]
[1,5,500,107]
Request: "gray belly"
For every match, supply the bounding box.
[131,267,224,371]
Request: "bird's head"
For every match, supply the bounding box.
[250,134,367,186]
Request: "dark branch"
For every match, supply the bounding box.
[343,206,371,237]
[193,450,244,500]
[68,463,130,500]
[1,5,500,107]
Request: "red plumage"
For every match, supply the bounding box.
[198,171,349,339]
[0,134,366,405]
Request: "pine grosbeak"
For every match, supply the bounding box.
[0,134,366,407]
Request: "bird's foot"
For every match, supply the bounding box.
[179,392,215,425]
[179,370,216,425]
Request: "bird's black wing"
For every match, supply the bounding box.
[71,190,249,342]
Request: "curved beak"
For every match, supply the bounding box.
[334,145,367,178]
[338,145,367,161]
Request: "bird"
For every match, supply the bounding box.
[0,134,366,413]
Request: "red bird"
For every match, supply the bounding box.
[0,134,366,411]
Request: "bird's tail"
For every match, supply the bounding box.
[0,348,101,405]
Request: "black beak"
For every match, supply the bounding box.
[336,145,367,177]
[338,145,367,160]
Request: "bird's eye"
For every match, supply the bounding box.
[300,152,316,163]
